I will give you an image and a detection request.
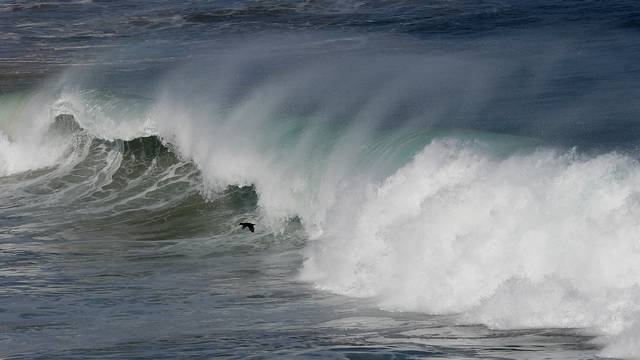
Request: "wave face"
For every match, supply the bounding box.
[3,32,640,358]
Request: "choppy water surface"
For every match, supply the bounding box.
[3,1,640,359]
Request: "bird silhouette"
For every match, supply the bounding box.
[239,222,255,232]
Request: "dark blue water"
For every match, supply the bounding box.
[3,1,640,147]
[2,1,640,359]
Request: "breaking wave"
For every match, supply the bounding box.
[2,34,640,358]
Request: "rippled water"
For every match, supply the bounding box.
[1,232,603,359]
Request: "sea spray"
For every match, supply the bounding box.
[0,89,81,176]
[144,47,640,352]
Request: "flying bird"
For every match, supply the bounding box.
[239,222,255,232]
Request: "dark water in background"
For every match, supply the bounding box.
[3,1,640,147]
[2,1,640,359]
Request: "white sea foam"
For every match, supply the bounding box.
[297,140,640,357]
[0,131,68,176]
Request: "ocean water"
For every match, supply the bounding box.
[2,1,640,359]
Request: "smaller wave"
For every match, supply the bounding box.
[0,107,261,242]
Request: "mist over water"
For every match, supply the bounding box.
[3,1,640,359]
